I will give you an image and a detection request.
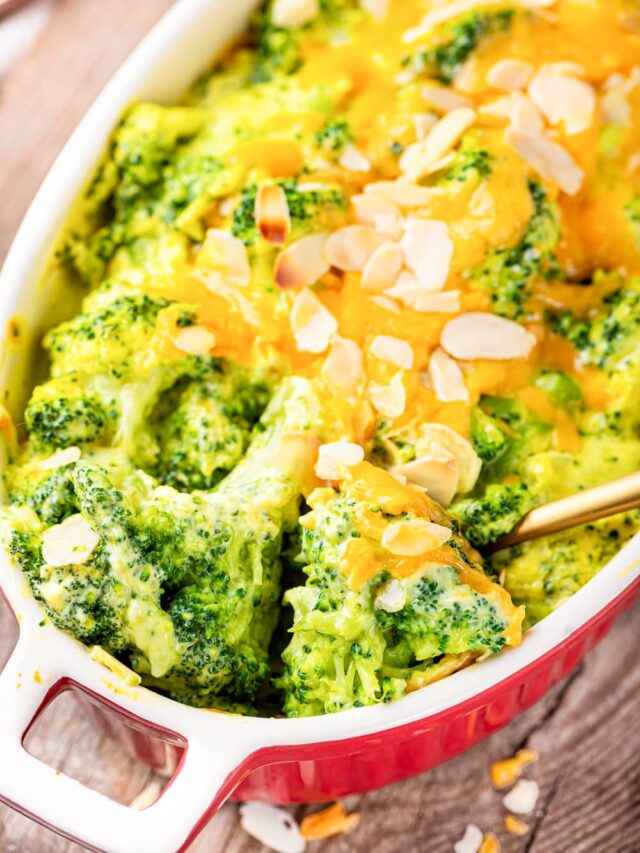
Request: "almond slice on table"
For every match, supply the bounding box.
[255,184,291,245]
[390,449,459,506]
[402,218,453,291]
[502,779,540,815]
[361,242,404,292]
[42,514,100,567]
[427,347,469,403]
[364,180,441,208]
[414,423,481,493]
[400,108,476,181]
[487,59,534,91]
[37,446,81,471]
[370,334,414,370]
[290,288,338,353]
[422,86,472,113]
[172,325,216,355]
[315,441,365,480]
[528,64,596,135]
[339,143,372,172]
[325,225,388,272]
[368,373,407,418]
[272,0,319,29]
[275,233,330,288]
[374,578,406,612]
[454,824,484,853]
[506,128,584,195]
[382,519,451,557]
[322,336,365,396]
[202,229,251,287]
[239,803,305,853]
[441,312,536,360]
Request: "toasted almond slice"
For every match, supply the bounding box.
[172,325,216,355]
[441,311,536,360]
[415,423,481,493]
[370,334,414,370]
[375,578,406,612]
[368,373,406,418]
[42,514,100,567]
[454,824,484,853]
[504,815,529,837]
[414,112,439,140]
[382,519,451,556]
[202,229,251,287]
[402,218,453,291]
[37,446,81,471]
[325,226,388,272]
[480,93,544,132]
[503,779,540,815]
[361,243,404,292]
[272,0,319,28]
[359,0,388,18]
[364,180,442,208]
[370,294,402,313]
[487,59,534,91]
[601,86,632,126]
[421,86,472,112]
[315,441,365,480]
[255,184,291,245]
[428,348,469,403]
[399,108,476,181]
[239,803,305,853]
[351,193,402,228]
[290,288,338,353]
[323,336,365,396]
[506,128,584,195]
[395,289,461,314]
[339,143,372,172]
[390,450,459,505]
[275,233,330,288]
[529,65,596,135]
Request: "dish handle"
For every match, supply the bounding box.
[0,637,255,853]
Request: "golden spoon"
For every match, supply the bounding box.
[489,470,640,552]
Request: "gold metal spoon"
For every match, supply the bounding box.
[489,470,640,552]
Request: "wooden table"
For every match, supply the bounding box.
[0,3,639,851]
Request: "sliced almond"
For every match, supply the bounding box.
[427,347,469,403]
[375,578,406,612]
[422,86,472,113]
[481,93,544,132]
[42,514,100,567]
[272,0,319,28]
[502,779,540,816]
[37,446,81,472]
[290,288,338,353]
[400,289,461,314]
[339,143,372,172]
[322,336,365,397]
[506,128,584,195]
[362,243,404,292]
[441,311,537,360]
[368,373,407,418]
[529,65,596,135]
[359,0,389,18]
[172,325,216,355]
[399,108,476,181]
[487,59,534,92]
[381,519,451,557]
[414,112,439,140]
[239,803,305,853]
[325,225,387,272]
[351,193,402,228]
[255,184,291,245]
[402,218,453,292]
[315,441,365,480]
[390,450,459,505]
[275,233,330,289]
[370,294,402,313]
[202,229,251,287]
[364,180,442,208]
[415,423,481,493]
[370,334,414,370]
[454,824,484,853]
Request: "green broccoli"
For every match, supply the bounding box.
[469,405,509,464]
[534,371,582,410]
[7,465,79,526]
[278,462,524,716]
[314,119,355,154]
[468,181,562,319]
[441,141,492,184]
[25,376,110,451]
[452,483,533,547]
[405,9,515,84]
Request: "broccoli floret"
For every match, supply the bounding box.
[231,179,347,245]
[441,141,492,184]
[250,8,304,84]
[534,371,582,410]
[452,483,533,547]
[8,465,78,526]
[279,462,524,716]
[405,9,515,84]
[314,118,354,154]
[469,406,509,464]
[468,181,562,319]
[25,377,109,451]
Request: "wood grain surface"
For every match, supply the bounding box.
[0,3,639,851]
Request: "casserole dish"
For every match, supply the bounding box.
[0,1,638,851]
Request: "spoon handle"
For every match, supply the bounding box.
[489,470,640,552]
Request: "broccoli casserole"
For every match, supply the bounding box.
[2,0,640,717]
